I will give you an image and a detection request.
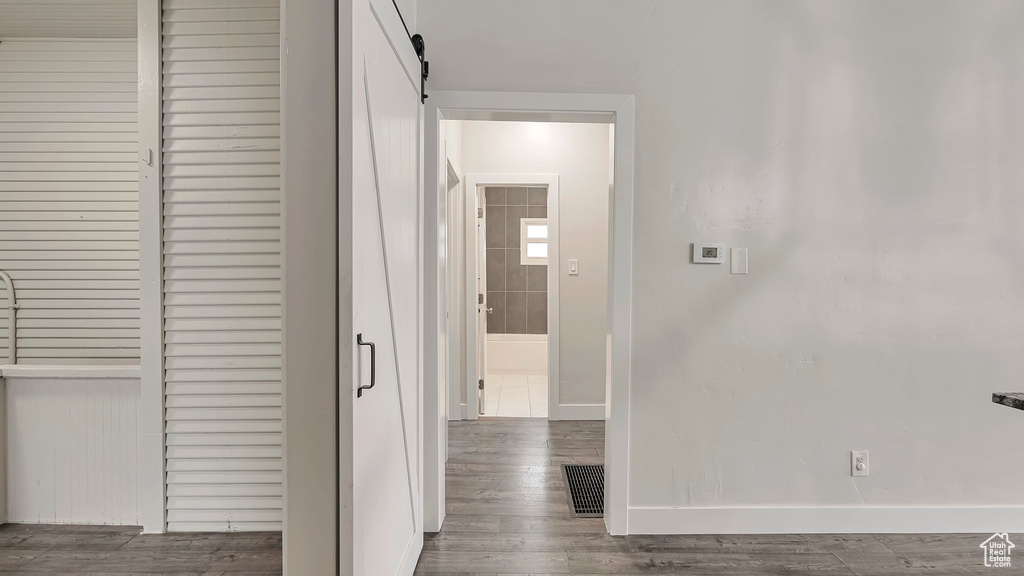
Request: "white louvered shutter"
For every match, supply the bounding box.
[161,0,282,532]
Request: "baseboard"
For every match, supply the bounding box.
[550,403,604,421]
[628,506,1024,534]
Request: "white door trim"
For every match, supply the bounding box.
[463,173,559,422]
[444,160,462,425]
[423,91,634,535]
[136,0,165,535]
[281,0,338,571]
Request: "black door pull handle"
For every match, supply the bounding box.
[356,333,376,398]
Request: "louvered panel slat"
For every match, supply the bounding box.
[166,433,281,446]
[0,259,139,269]
[0,231,137,241]
[165,318,279,332]
[19,323,138,333]
[0,3,136,39]
[168,522,281,532]
[18,357,140,366]
[164,357,281,370]
[165,343,280,356]
[162,20,279,36]
[166,382,281,395]
[0,61,137,74]
[19,308,139,317]
[166,496,282,509]
[162,1,281,533]
[166,484,282,497]
[0,39,139,365]
[165,191,279,208]
[165,369,280,383]
[163,138,279,152]
[165,391,280,407]
[163,293,280,306]
[0,51,135,62]
[166,421,281,434]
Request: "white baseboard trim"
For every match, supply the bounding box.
[551,403,604,421]
[628,506,1024,535]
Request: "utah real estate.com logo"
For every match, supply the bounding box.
[980,533,1014,568]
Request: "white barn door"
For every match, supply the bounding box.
[343,0,423,574]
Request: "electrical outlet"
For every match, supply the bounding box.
[851,450,869,477]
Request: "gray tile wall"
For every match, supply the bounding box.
[485,186,548,334]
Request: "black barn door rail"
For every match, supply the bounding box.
[391,0,429,102]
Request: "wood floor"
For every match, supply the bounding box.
[0,419,995,574]
[0,523,281,574]
[418,418,992,575]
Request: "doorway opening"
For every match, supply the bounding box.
[477,181,553,418]
[424,93,635,536]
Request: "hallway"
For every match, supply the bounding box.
[416,419,990,575]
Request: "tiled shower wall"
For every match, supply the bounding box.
[485,186,548,334]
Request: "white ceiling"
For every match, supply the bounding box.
[0,0,137,39]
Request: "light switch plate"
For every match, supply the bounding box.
[568,259,579,275]
[731,248,748,274]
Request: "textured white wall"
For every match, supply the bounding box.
[421,0,1024,513]
[461,121,611,406]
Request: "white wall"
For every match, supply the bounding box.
[487,335,547,375]
[461,121,610,408]
[5,377,139,525]
[281,0,337,570]
[422,1,1024,531]
[0,39,140,366]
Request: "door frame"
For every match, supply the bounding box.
[444,161,461,451]
[423,91,635,535]
[463,173,559,422]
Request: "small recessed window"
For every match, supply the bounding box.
[526,224,548,239]
[520,218,548,265]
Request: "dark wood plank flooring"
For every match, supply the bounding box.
[418,417,991,575]
[0,523,281,574]
[0,419,995,574]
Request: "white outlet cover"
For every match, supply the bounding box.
[851,450,869,477]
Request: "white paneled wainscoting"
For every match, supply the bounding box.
[3,372,140,525]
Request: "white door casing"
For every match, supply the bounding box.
[475,187,487,415]
[343,0,423,573]
[422,93,634,535]
[462,174,559,422]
